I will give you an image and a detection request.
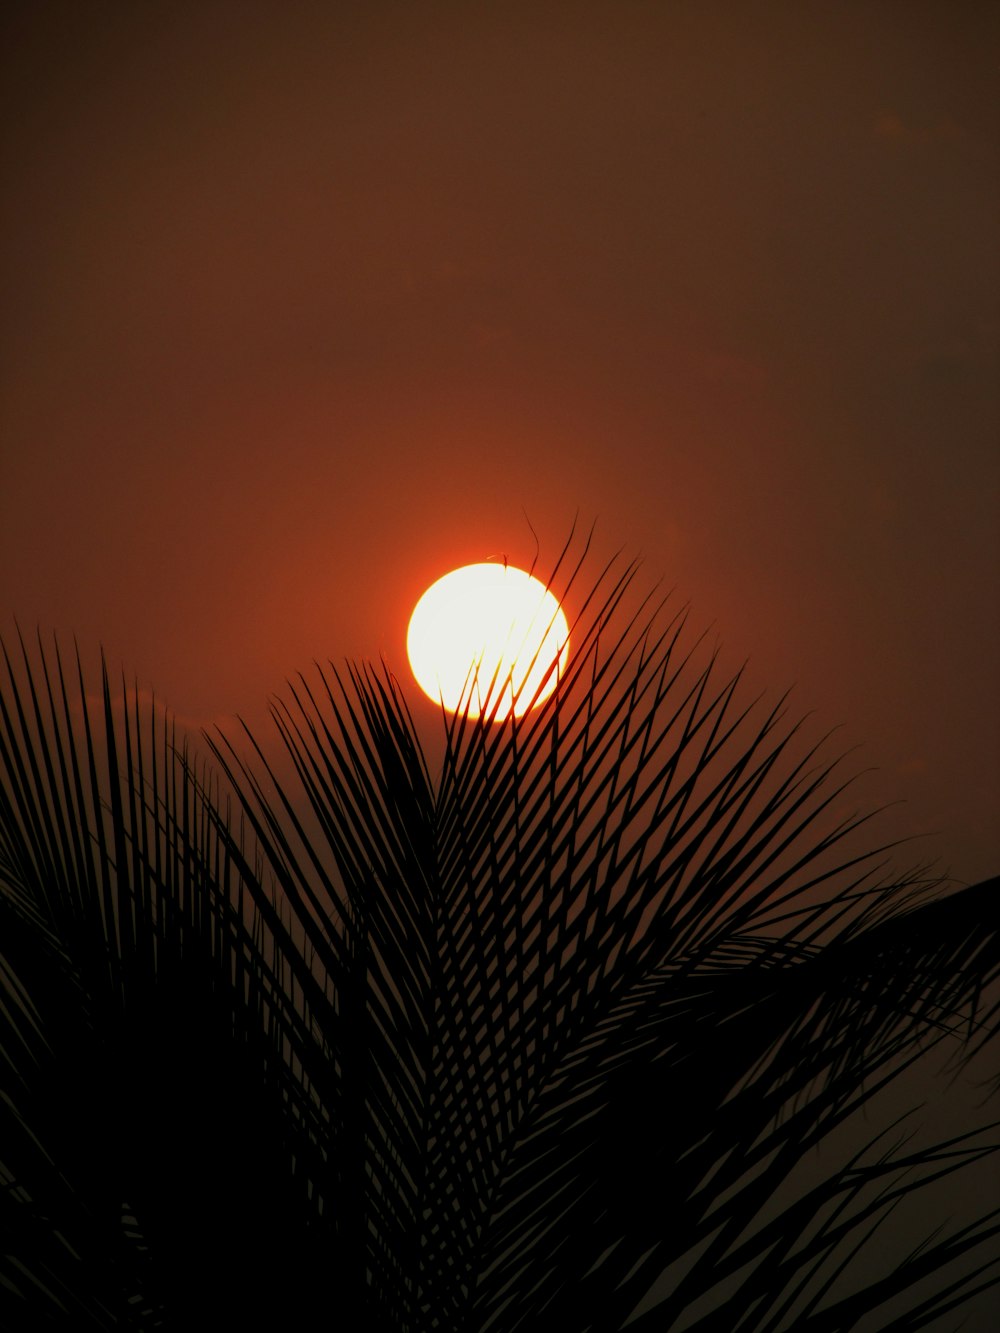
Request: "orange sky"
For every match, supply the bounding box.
[2,1,997,883]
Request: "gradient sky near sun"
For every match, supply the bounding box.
[1,2,997,884]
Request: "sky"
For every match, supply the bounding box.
[1,0,998,886]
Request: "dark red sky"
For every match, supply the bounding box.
[2,2,997,883]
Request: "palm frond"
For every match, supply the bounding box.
[0,632,333,1326]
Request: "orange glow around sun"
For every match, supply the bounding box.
[407,564,570,720]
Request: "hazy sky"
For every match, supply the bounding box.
[2,1,997,883]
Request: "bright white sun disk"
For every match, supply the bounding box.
[407,564,569,720]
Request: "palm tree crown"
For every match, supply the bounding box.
[2,538,998,1330]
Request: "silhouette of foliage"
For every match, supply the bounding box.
[1,539,998,1330]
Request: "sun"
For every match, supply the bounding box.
[407,563,570,720]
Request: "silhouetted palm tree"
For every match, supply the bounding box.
[2,538,998,1330]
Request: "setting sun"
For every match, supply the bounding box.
[407,563,570,719]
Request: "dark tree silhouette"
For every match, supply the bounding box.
[2,537,998,1330]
